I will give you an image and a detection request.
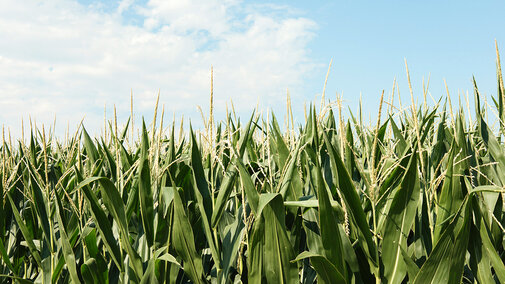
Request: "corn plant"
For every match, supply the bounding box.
[1,47,505,283]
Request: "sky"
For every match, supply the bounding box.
[1,0,504,138]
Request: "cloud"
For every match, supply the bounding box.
[0,0,317,137]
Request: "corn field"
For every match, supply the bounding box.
[2,52,505,283]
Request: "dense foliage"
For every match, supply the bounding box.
[2,57,505,283]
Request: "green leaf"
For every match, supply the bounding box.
[25,161,52,253]
[270,113,290,171]
[479,114,505,185]
[390,116,407,154]
[54,191,81,284]
[0,237,16,275]
[75,177,144,279]
[82,229,109,283]
[171,187,205,284]
[235,158,260,213]
[472,194,505,283]
[82,127,99,164]
[306,153,346,279]
[278,141,303,201]
[189,125,213,222]
[81,258,106,284]
[382,148,420,284]
[413,196,472,284]
[433,140,465,244]
[0,274,34,284]
[248,210,265,283]
[322,130,377,264]
[79,180,123,272]
[138,119,155,248]
[400,247,420,282]
[140,258,157,284]
[257,193,298,284]
[220,206,246,283]
[6,193,42,267]
[294,251,345,284]
[211,113,256,227]
[284,199,345,220]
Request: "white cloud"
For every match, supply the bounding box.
[140,0,236,34]
[0,0,317,137]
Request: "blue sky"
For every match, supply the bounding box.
[1,0,504,136]
[301,1,505,118]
